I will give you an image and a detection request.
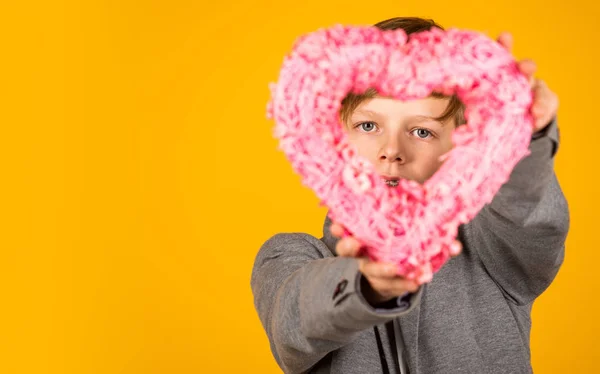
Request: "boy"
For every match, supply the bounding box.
[251,17,569,373]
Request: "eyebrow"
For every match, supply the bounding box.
[411,115,446,126]
[352,109,382,118]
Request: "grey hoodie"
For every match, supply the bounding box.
[251,118,569,373]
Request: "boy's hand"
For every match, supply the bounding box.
[330,221,463,305]
[497,32,559,133]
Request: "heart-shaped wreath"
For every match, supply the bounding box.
[267,25,533,283]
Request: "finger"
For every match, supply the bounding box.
[359,259,398,278]
[531,80,558,128]
[517,60,537,85]
[388,277,420,293]
[532,80,550,113]
[532,79,554,103]
[449,240,463,257]
[336,236,362,257]
[496,31,513,52]
[532,99,549,117]
[533,108,555,131]
[518,59,537,76]
[368,276,420,295]
[330,221,345,238]
[532,104,554,131]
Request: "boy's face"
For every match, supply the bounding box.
[344,96,456,185]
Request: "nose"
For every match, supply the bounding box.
[379,135,405,164]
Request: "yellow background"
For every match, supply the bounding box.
[1,0,598,373]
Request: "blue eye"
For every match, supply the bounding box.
[358,122,377,132]
[412,128,432,139]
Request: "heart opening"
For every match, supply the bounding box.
[339,87,465,186]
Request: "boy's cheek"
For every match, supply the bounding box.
[349,138,379,162]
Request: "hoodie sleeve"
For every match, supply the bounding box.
[465,118,570,305]
[251,232,423,373]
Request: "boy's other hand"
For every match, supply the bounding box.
[330,221,463,305]
[497,32,559,133]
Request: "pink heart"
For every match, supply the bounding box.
[267,25,533,283]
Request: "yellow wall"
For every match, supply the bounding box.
[1,0,598,372]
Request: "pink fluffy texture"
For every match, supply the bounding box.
[267,25,534,283]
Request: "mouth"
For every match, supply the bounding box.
[382,176,400,187]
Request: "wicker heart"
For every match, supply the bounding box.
[267,25,533,283]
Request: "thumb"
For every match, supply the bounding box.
[449,240,463,257]
[336,236,362,257]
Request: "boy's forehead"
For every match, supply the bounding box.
[352,95,452,120]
